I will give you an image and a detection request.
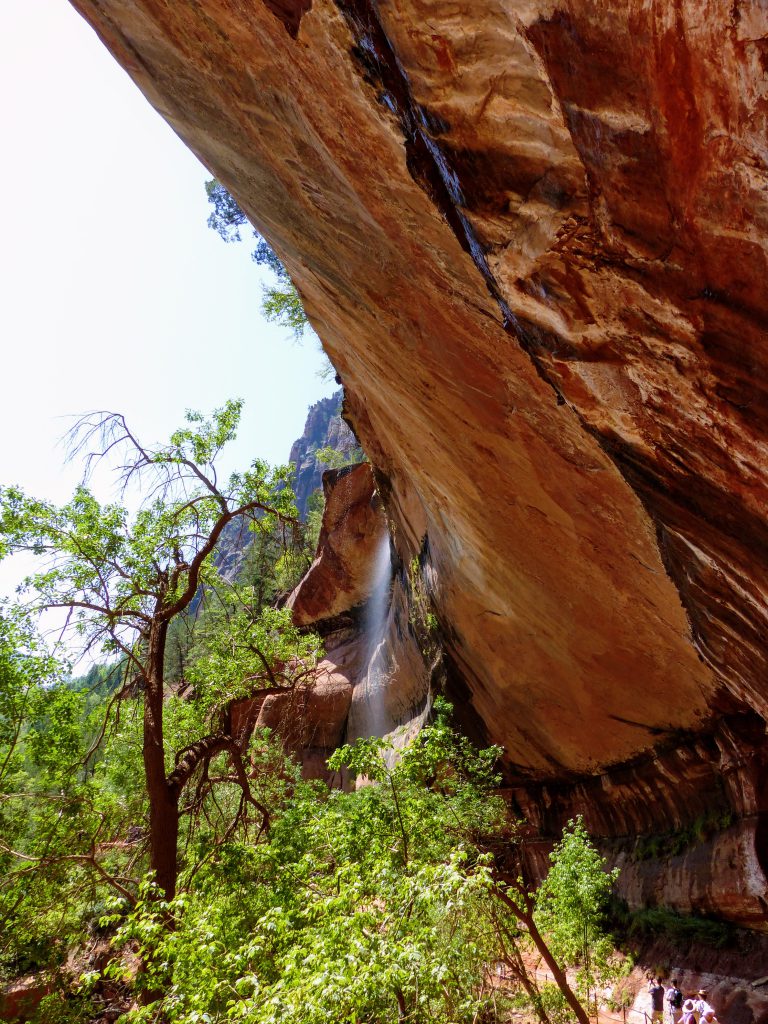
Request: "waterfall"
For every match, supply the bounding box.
[360,530,392,737]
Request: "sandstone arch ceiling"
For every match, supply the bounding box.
[70,0,767,783]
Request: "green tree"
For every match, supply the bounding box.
[100,701,512,1023]
[260,282,309,338]
[0,608,129,981]
[98,701,615,1024]
[205,179,248,242]
[0,605,61,791]
[0,401,319,903]
[314,444,366,470]
[187,599,320,718]
[534,816,620,1016]
[205,179,310,339]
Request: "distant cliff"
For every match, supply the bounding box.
[213,392,359,581]
[289,390,358,518]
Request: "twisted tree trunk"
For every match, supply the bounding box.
[143,618,180,902]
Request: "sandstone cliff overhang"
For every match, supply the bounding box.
[288,463,385,625]
[70,0,768,906]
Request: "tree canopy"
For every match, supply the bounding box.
[205,180,309,340]
[0,401,320,911]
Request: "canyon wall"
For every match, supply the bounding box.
[70,0,768,932]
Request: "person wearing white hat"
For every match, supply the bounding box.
[694,990,714,1023]
[678,998,696,1024]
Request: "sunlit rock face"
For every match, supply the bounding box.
[289,463,385,625]
[73,0,768,928]
[514,718,768,928]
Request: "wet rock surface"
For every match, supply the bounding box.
[72,0,768,933]
[289,464,431,755]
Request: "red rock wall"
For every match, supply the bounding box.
[289,463,385,625]
[70,0,768,928]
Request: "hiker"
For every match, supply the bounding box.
[694,990,714,1023]
[679,998,697,1024]
[649,977,665,1022]
[666,979,683,1021]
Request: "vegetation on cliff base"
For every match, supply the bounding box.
[0,405,621,1024]
[1,614,619,1024]
[535,818,620,1017]
[70,702,617,1024]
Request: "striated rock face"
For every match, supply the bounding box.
[613,820,767,930]
[72,0,768,932]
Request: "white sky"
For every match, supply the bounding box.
[0,0,336,519]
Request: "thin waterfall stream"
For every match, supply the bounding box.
[360,530,392,737]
